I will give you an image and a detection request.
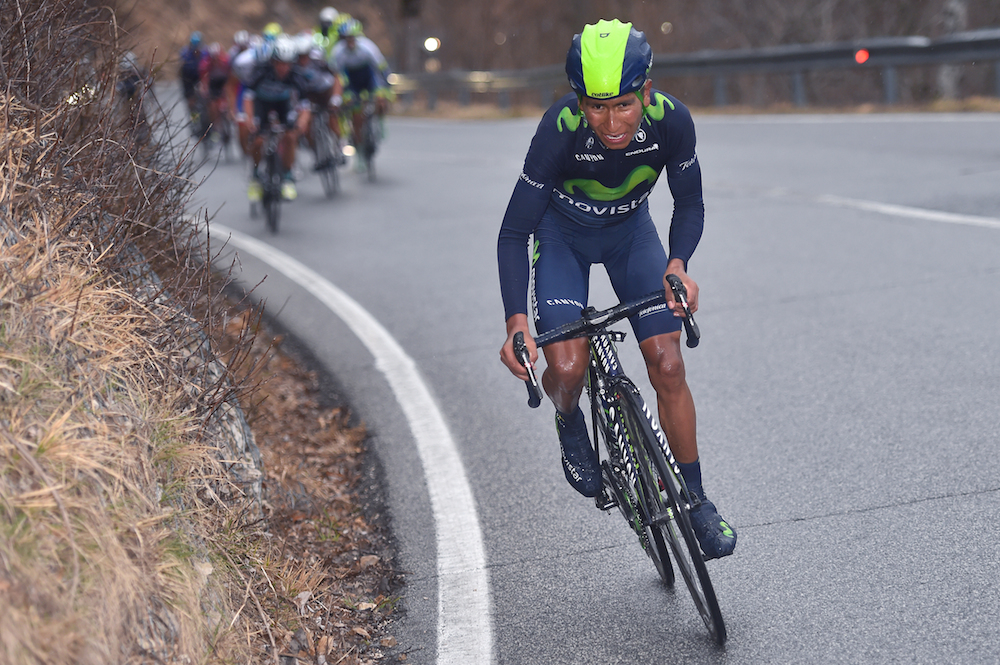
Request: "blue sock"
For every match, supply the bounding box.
[677,459,704,501]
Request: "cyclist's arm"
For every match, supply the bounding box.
[661,101,704,273]
[497,174,550,320]
[659,100,704,314]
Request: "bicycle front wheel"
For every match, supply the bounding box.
[361,113,377,182]
[262,150,281,234]
[312,115,339,197]
[616,385,727,645]
[592,373,674,587]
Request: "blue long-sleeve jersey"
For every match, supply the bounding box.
[497,91,705,320]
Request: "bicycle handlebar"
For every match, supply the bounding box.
[533,289,667,348]
[512,275,701,407]
[513,331,543,408]
[665,274,700,348]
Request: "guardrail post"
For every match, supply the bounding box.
[791,71,806,107]
[713,75,728,106]
[881,66,899,104]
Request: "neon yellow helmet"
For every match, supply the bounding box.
[263,22,282,40]
[565,19,653,100]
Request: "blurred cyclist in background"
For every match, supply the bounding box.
[199,42,233,144]
[313,7,341,60]
[294,32,345,169]
[115,50,150,142]
[229,29,251,62]
[227,31,253,154]
[179,32,206,126]
[244,35,311,202]
[232,24,282,160]
[329,18,393,162]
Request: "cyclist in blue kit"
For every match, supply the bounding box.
[497,19,736,560]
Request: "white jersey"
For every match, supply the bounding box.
[330,36,388,83]
[232,42,273,84]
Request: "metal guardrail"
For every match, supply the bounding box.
[392,27,1000,108]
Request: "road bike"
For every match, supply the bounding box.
[310,104,340,197]
[256,112,286,234]
[514,275,726,644]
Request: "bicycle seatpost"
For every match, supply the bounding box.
[513,331,542,408]
[665,274,701,348]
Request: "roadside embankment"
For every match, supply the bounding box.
[1,1,398,663]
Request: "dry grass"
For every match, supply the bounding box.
[1,1,398,663]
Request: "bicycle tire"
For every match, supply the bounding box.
[263,145,281,234]
[361,111,377,182]
[312,115,339,197]
[615,384,727,645]
[588,362,675,586]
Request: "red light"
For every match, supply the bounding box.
[855,49,870,64]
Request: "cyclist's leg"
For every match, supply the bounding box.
[601,206,692,459]
[603,209,735,557]
[532,211,602,496]
[532,212,594,413]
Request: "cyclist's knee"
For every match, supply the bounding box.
[541,342,588,388]
[642,337,686,391]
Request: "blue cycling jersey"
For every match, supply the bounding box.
[497,91,704,321]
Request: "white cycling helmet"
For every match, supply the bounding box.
[295,32,315,56]
[272,35,298,63]
[234,30,250,47]
[319,7,339,26]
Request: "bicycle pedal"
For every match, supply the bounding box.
[595,490,617,511]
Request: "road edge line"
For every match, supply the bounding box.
[210,223,494,665]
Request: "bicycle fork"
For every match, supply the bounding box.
[588,333,635,513]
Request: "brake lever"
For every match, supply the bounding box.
[513,331,542,408]
[665,274,701,349]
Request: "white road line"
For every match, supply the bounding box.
[211,223,493,665]
[818,195,1000,230]
[700,113,1000,124]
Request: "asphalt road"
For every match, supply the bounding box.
[189,107,1000,664]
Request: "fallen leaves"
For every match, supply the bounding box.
[215,305,404,663]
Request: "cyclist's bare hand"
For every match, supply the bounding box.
[500,314,536,381]
[664,259,699,317]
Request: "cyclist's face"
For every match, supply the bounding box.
[273,60,292,78]
[579,80,651,150]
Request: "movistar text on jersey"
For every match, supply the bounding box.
[555,189,652,216]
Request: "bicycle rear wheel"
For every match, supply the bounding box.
[616,385,727,645]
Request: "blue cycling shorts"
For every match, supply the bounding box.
[531,203,680,342]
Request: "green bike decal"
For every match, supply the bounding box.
[531,239,540,266]
[564,165,658,202]
[556,106,585,133]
